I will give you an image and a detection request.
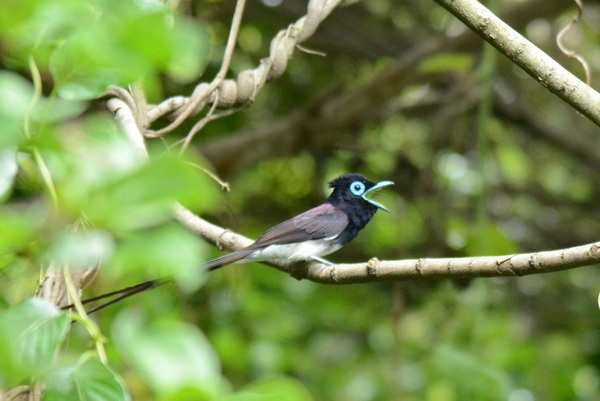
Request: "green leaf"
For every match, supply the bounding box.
[0,298,70,387]
[108,222,208,287]
[206,377,315,401]
[0,0,96,68]
[432,344,512,399]
[45,229,114,268]
[419,53,474,74]
[496,143,529,187]
[45,119,218,233]
[45,358,130,401]
[82,154,218,233]
[241,377,314,401]
[49,33,137,100]
[48,0,210,99]
[168,18,211,82]
[466,222,517,256]
[0,208,37,255]
[0,71,34,145]
[0,146,18,201]
[112,311,223,397]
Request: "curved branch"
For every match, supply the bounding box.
[170,200,600,283]
[433,0,600,127]
[144,0,345,140]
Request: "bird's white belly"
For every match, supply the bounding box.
[245,240,342,263]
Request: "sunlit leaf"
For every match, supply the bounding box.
[82,154,218,232]
[496,143,529,187]
[0,298,69,386]
[419,53,474,74]
[108,222,207,287]
[168,18,211,82]
[211,377,314,401]
[0,208,38,255]
[45,229,114,268]
[45,358,130,401]
[49,0,208,99]
[49,33,140,100]
[0,146,18,201]
[0,71,33,145]
[113,311,224,397]
[242,377,314,401]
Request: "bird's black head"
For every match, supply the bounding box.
[326,174,394,246]
[327,173,393,212]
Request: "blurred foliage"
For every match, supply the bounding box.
[2,0,600,400]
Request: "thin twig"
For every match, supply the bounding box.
[185,162,231,191]
[147,0,247,138]
[180,104,242,153]
[556,0,591,85]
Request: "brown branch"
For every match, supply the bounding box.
[142,0,346,142]
[304,242,600,283]
[433,0,600,127]
[172,201,600,283]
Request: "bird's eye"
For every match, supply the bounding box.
[350,181,366,195]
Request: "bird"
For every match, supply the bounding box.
[63,173,393,314]
[203,173,394,270]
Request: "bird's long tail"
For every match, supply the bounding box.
[61,248,256,315]
[60,277,171,314]
[204,248,255,271]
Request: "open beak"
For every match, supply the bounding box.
[362,180,394,212]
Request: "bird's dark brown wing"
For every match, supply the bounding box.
[250,203,349,248]
[204,203,348,271]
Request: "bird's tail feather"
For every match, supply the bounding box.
[60,276,171,314]
[64,248,255,315]
[204,248,255,271]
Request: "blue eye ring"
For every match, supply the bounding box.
[350,181,366,196]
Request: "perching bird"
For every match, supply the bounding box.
[203,173,394,270]
[64,173,393,313]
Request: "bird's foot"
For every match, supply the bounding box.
[310,255,334,272]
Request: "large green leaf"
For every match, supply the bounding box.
[49,0,211,100]
[40,118,218,233]
[0,298,70,387]
[0,71,34,145]
[45,357,130,401]
[112,311,224,398]
[107,222,207,283]
[167,18,211,83]
[213,377,314,401]
[81,154,218,233]
[241,377,314,401]
[0,208,37,256]
[0,146,18,201]
[45,229,114,268]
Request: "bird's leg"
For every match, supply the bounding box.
[310,255,334,266]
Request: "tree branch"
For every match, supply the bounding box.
[304,242,600,283]
[432,0,600,127]
[171,185,600,282]
[141,0,346,143]
[172,201,600,284]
